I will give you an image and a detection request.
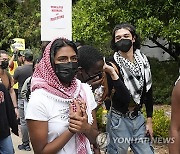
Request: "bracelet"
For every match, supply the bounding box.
[14,106,18,109]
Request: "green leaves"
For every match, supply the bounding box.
[0,1,40,51]
[72,0,111,45]
[0,0,179,57]
[136,17,164,40]
[72,0,180,55]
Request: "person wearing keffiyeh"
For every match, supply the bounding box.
[104,23,154,154]
[25,38,99,154]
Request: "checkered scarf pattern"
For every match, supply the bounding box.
[31,39,78,99]
[114,49,152,104]
[31,38,87,153]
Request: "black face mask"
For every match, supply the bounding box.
[55,62,78,84]
[115,39,132,53]
[1,60,9,69]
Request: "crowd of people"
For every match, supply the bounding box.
[0,23,179,154]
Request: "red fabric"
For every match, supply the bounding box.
[76,133,87,154]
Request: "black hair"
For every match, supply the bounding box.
[78,45,103,71]
[110,23,141,52]
[50,38,78,68]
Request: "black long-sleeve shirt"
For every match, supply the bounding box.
[106,62,153,118]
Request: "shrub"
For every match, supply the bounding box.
[152,109,170,138]
[96,106,106,132]
[143,108,170,138]
[149,58,179,104]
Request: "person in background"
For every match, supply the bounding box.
[21,57,41,114]
[0,50,19,118]
[105,23,154,153]
[77,45,104,153]
[0,83,18,154]
[13,49,33,151]
[169,76,180,154]
[9,48,25,103]
[25,38,99,154]
[77,45,104,92]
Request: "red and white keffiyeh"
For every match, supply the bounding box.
[31,38,87,154]
[31,39,78,99]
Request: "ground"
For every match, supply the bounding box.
[153,143,169,154]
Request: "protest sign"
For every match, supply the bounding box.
[41,0,72,41]
[10,38,25,52]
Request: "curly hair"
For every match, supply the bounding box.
[78,45,103,71]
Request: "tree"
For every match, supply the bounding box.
[1,0,179,62]
[73,0,180,62]
[0,0,40,51]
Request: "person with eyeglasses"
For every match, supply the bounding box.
[77,45,104,92]
[77,45,105,153]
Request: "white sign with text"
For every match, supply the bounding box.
[41,0,72,41]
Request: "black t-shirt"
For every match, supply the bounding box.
[14,64,33,98]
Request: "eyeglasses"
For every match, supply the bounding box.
[85,71,103,82]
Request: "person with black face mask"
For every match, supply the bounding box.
[104,23,154,154]
[25,38,99,154]
[55,61,78,84]
[0,50,19,119]
[1,60,9,69]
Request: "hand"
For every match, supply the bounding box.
[69,99,90,134]
[146,118,153,139]
[70,98,86,116]
[86,72,103,91]
[93,147,101,154]
[103,62,119,80]
[87,78,103,91]
[13,48,18,54]
[103,62,115,74]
